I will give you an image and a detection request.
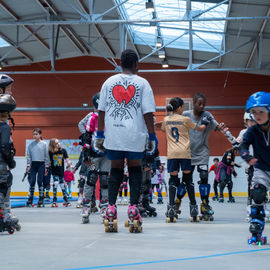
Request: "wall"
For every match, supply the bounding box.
[3,55,270,195]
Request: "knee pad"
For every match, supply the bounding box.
[251,184,267,205]
[169,175,180,187]
[199,184,210,197]
[182,173,193,185]
[177,183,186,197]
[86,170,98,186]
[99,172,109,188]
[0,183,8,197]
[198,166,208,184]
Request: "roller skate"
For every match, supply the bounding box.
[63,196,71,207]
[37,196,45,207]
[44,192,51,202]
[117,197,122,205]
[122,196,128,205]
[90,200,98,213]
[104,204,118,233]
[76,194,83,208]
[125,205,142,233]
[218,196,224,203]
[80,199,91,224]
[142,198,157,217]
[190,204,200,222]
[212,195,219,201]
[200,200,214,221]
[157,197,163,204]
[165,205,177,223]
[51,197,58,207]
[0,210,21,234]
[26,196,34,207]
[99,200,108,222]
[228,196,235,203]
[175,198,181,218]
[248,219,267,245]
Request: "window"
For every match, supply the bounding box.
[115,0,228,53]
[0,37,10,48]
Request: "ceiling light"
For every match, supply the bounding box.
[156,36,162,47]
[145,0,154,13]
[162,60,169,68]
[158,50,165,59]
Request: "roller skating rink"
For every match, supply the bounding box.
[1,197,270,270]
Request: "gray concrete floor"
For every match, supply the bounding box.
[1,197,270,270]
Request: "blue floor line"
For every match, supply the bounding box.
[65,248,270,270]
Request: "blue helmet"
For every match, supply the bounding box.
[245,91,270,112]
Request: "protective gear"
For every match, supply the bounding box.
[168,175,180,206]
[92,92,100,109]
[176,183,186,198]
[198,167,208,184]
[86,169,98,186]
[251,184,267,205]
[128,166,142,205]
[99,172,109,188]
[201,115,211,126]
[146,133,158,156]
[108,168,124,205]
[94,131,105,155]
[0,94,16,112]
[245,91,270,112]
[0,74,14,92]
[244,112,254,121]
[199,184,211,197]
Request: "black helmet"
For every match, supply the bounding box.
[0,74,14,92]
[0,94,16,112]
[92,92,100,109]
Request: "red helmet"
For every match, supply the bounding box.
[0,74,14,92]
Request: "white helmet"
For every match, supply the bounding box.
[244,112,253,121]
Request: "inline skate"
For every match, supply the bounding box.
[26,196,34,207]
[190,204,200,222]
[80,199,91,224]
[228,196,235,203]
[63,196,71,207]
[200,200,214,221]
[218,196,224,203]
[51,197,58,207]
[165,204,177,223]
[37,196,45,207]
[104,204,117,232]
[125,205,142,233]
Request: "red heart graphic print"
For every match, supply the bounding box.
[112,85,135,105]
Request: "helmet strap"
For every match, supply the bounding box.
[8,113,15,130]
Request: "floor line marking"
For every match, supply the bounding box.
[65,247,270,270]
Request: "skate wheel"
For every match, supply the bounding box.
[82,217,89,224]
[133,220,138,227]
[166,217,170,223]
[203,216,209,221]
[209,216,214,221]
[124,220,129,227]
[153,212,157,217]
[129,226,133,233]
[8,227,15,234]
[105,226,109,232]
[173,217,177,223]
[15,224,21,231]
[113,219,118,232]
[104,219,109,226]
[199,215,202,221]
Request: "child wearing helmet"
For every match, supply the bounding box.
[239,91,270,245]
[78,92,111,224]
[0,94,20,233]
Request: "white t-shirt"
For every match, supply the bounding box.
[98,73,156,152]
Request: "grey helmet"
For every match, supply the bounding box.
[0,74,14,93]
[0,94,16,112]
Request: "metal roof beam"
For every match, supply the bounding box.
[0,31,33,61]
[245,5,270,68]
[0,0,49,50]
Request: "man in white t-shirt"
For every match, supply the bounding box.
[95,49,157,232]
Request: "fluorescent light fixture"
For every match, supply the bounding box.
[82,103,89,107]
[158,50,165,59]
[162,60,169,68]
[156,36,162,47]
[145,0,154,13]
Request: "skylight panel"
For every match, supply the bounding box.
[0,37,10,48]
[115,0,228,53]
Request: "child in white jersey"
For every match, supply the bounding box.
[160,97,207,222]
